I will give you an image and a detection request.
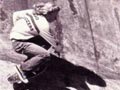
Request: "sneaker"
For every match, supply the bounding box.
[7,73,22,84]
[15,65,29,84]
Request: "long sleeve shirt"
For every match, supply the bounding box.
[10,9,57,47]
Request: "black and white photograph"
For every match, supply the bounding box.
[0,0,119,90]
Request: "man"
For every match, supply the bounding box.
[9,2,61,83]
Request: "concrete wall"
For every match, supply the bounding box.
[51,0,120,80]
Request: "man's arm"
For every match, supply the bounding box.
[12,9,33,25]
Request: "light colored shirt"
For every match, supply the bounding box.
[10,9,56,47]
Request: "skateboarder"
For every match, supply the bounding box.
[8,2,61,83]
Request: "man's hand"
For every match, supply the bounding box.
[54,43,63,54]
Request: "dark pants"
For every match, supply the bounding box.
[12,36,51,72]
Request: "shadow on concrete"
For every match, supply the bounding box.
[13,55,106,90]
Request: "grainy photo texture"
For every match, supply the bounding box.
[0,0,120,90]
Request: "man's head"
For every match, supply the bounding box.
[33,2,60,15]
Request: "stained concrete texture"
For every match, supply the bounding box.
[56,0,120,79]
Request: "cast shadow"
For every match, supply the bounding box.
[13,55,106,90]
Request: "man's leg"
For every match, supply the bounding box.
[10,41,51,83]
[21,42,50,72]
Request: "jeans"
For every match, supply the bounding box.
[12,36,52,72]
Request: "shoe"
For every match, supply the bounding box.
[15,65,29,84]
[7,73,22,84]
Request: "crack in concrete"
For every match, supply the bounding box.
[68,0,78,15]
[84,0,100,71]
